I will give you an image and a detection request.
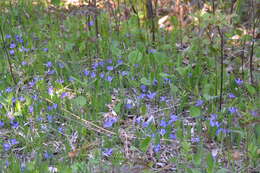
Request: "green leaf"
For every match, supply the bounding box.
[246,84,256,95]
[159,72,171,78]
[193,152,202,166]
[128,50,142,64]
[65,42,74,51]
[216,168,229,173]
[170,84,179,96]
[51,0,61,6]
[206,153,214,172]
[192,169,201,173]
[140,77,151,85]
[190,106,201,117]
[140,137,151,152]
[153,52,169,64]
[72,96,87,107]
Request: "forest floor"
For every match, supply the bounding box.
[0,1,259,173]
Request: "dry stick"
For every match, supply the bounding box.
[230,0,237,24]
[0,26,16,85]
[130,0,140,28]
[116,0,121,35]
[241,40,246,80]
[93,0,99,56]
[44,98,116,136]
[146,0,155,44]
[212,0,215,14]
[217,26,224,111]
[249,0,256,84]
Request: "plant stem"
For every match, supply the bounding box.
[217,26,224,111]
[0,23,16,85]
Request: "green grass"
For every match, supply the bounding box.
[0,0,259,172]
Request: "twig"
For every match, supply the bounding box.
[0,23,16,85]
[44,98,116,136]
[217,26,224,111]
[249,0,256,84]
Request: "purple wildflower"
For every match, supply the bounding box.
[146,92,156,99]
[48,87,54,95]
[3,143,11,151]
[32,95,38,101]
[125,103,133,109]
[29,105,34,113]
[136,117,143,124]
[195,100,204,107]
[43,48,48,52]
[170,114,178,122]
[103,117,117,128]
[5,87,12,93]
[52,103,57,109]
[121,71,128,76]
[209,114,220,127]
[191,137,200,143]
[10,139,19,145]
[47,70,55,75]
[47,115,53,122]
[117,59,123,64]
[235,78,243,85]
[61,92,68,99]
[37,117,43,121]
[169,133,176,140]
[12,97,17,104]
[142,122,149,128]
[0,120,4,127]
[107,59,113,64]
[10,121,19,129]
[140,85,147,93]
[228,93,236,99]
[5,34,11,39]
[159,129,167,136]
[229,107,238,114]
[159,119,167,128]
[56,79,64,84]
[137,93,146,100]
[153,79,158,86]
[92,63,99,70]
[98,61,105,66]
[68,77,74,82]
[251,110,258,117]
[153,144,161,153]
[44,152,52,159]
[160,96,166,102]
[106,66,114,71]
[103,148,113,157]
[5,160,10,167]
[216,128,229,135]
[58,127,63,134]
[149,49,156,54]
[83,70,90,76]
[21,61,27,66]
[45,61,52,68]
[9,50,16,56]
[58,62,64,68]
[28,81,35,88]
[99,72,105,78]
[106,76,113,82]
[10,43,16,49]
[90,72,96,78]
[88,21,94,27]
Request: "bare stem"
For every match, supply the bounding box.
[0,24,16,85]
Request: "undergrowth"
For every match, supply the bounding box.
[0,0,259,173]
